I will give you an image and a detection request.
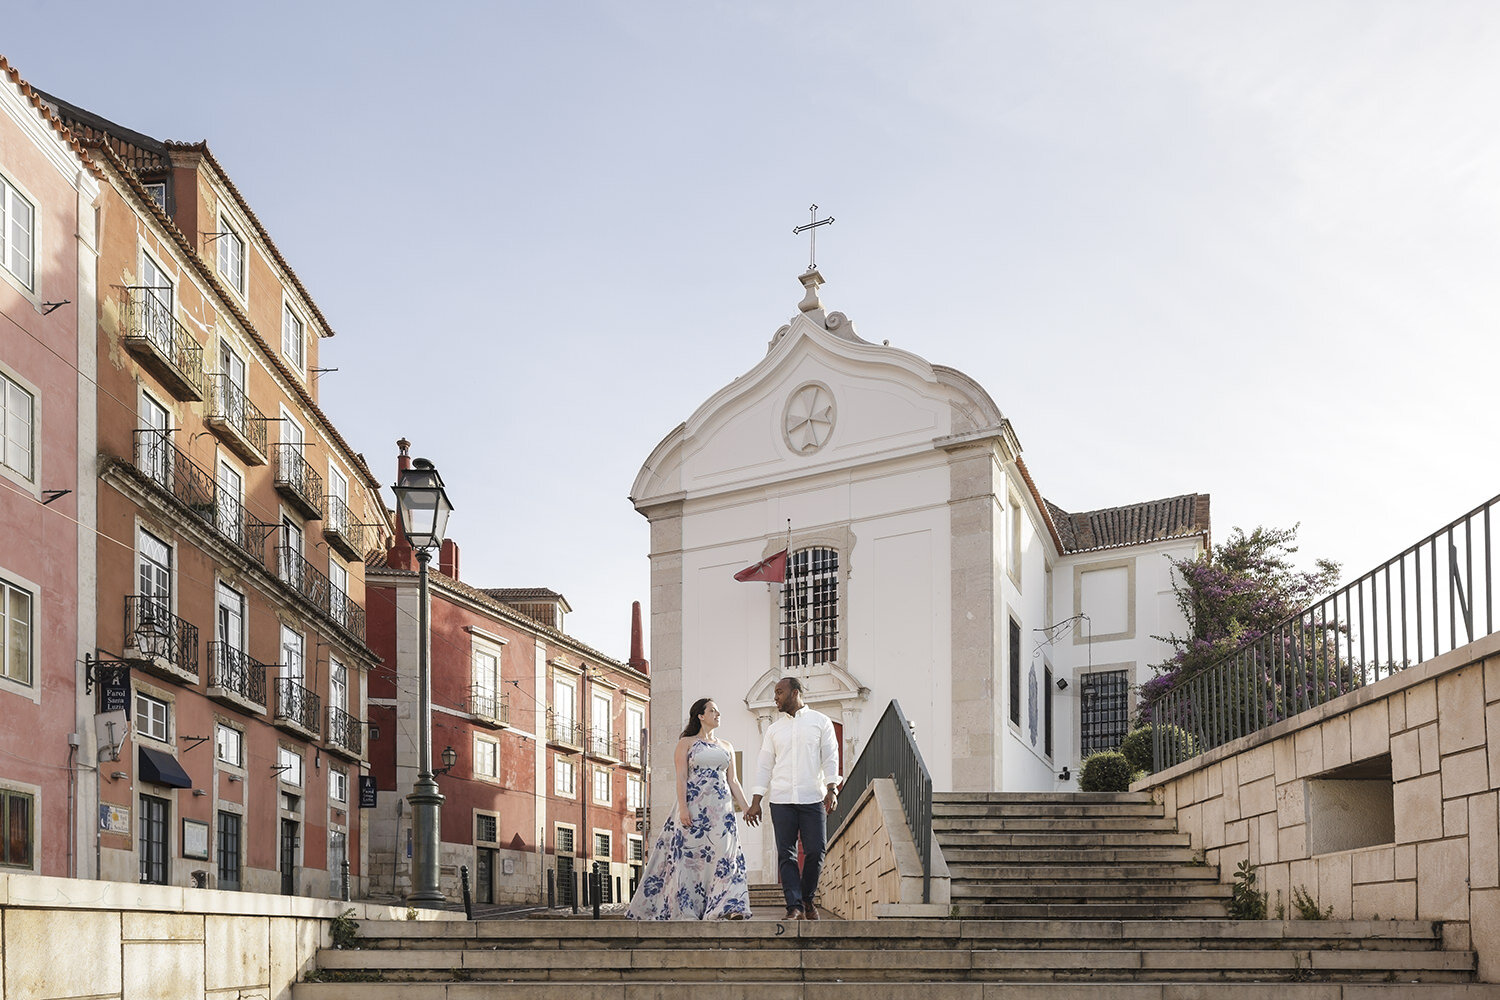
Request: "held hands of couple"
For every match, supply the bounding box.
[743,798,762,827]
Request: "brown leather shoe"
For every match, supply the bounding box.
[784,907,803,920]
[803,902,819,921]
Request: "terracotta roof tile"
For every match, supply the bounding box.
[0,58,106,182]
[1045,493,1210,554]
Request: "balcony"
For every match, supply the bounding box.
[274,677,321,739]
[273,444,323,520]
[469,686,509,728]
[326,705,363,760]
[206,642,267,714]
[586,731,624,763]
[623,738,645,769]
[206,373,267,465]
[275,545,366,644]
[131,430,268,562]
[124,596,199,685]
[122,287,204,401]
[546,710,583,749]
[322,494,370,562]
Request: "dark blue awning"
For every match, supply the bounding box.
[138,746,192,789]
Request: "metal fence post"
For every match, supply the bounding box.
[460,864,473,920]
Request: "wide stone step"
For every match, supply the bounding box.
[930,815,1178,833]
[939,844,1200,864]
[951,902,1232,919]
[947,863,1220,881]
[950,881,1232,901]
[931,825,1191,846]
[933,791,1157,805]
[932,803,1166,819]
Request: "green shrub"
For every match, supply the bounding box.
[1121,727,1154,773]
[1078,751,1133,792]
[1227,860,1267,920]
[1291,885,1332,920]
[330,908,359,949]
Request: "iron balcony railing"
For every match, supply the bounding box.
[207,372,268,458]
[623,738,644,767]
[327,705,363,757]
[274,545,366,644]
[123,286,204,399]
[469,686,510,725]
[1152,493,1500,771]
[827,700,932,903]
[131,430,265,560]
[207,642,267,708]
[275,677,321,735]
[323,494,371,561]
[546,710,584,747]
[272,443,323,519]
[587,731,625,760]
[124,596,200,679]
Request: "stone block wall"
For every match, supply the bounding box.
[1142,631,1500,981]
[820,778,949,919]
[0,872,459,999]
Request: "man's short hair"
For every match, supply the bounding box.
[782,675,803,694]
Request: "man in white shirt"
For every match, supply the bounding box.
[744,675,841,920]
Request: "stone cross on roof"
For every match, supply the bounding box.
[792,204,834,272]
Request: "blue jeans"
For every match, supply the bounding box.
[770,802,826,912]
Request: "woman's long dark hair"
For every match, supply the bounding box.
[680,697,712,737]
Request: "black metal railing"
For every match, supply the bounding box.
[272,444,323,518]
[1153,493,1500,771]
[827,700,932,903]
[547,710,583,747]
[207,373,267,456]
[207,642,267,707]
[623,738,644,767]
[323,494,370,559]
[130,430,263,560]
[587,731,624,760]
[327,705,363,756]
[275,677,321,735]
[469,686,510,724]
[124,596,200,678]
[123,286,204,398]
[273,545,366,643]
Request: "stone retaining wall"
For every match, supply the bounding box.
[0,872,459,999]
[1140,631,1500,982]
[819,778,949,919]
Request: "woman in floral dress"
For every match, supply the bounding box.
[626,698,752,920]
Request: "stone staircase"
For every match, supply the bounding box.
[291,791,1498,996]
[936,790,1231,919]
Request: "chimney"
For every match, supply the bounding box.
[628,600,648,674]
[439,539,460,581]
[386,438,416,571]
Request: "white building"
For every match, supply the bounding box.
[630,270,1209,881]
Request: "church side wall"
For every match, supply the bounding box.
[643,503,684,847]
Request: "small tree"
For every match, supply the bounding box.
[1141,525,1340,732]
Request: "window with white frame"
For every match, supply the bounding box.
[1,787,35,869]
[554,756,575,796]
[327,463,349,531]
[472,645,501,720]
[135,692,169,742]
[329,658,347,714]
[1009,493,1024,585]
[626,774,644,811]
[276,746,303,786]
[475,813,498,844]
[139,252,174,352]
[593,831,611,859]
[592,766,611,805]
[624,702,645,764]
[281,303,305,371]
[1,372,34,481]
[215,724,243,767]
[280,625,304,684]
[330,767,348,803]
[1,174,35,289]
[215,460,243,542]
[216,215,245,294]
[780,547,839,669]
[141,183,166,209]
[551,675,576,741]
[329,558,349,628]
[591,691,612,755]
[628,835,643,865]
[0,579,33,686]
[474,736,498,779]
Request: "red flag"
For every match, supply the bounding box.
[734,549,787,583]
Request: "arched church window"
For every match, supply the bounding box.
[780,547,839,669]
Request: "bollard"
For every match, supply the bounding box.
[615,874,621,903]
[547,868,556,909]
[340,859,350,902]
[571,871,578,915]
[591,869,601,920]
[460,864,473,920]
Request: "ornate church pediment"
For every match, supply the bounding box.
[744,663,869,717]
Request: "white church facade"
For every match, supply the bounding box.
[630,270,1210,882]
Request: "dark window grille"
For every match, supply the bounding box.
[1080,668,1132,756]
[1,790,33,868]
[476,814,498,843]
[1008,619,1022,726]
[217,811,241,889]
[140,794,169,885]
[780,547,839,669]
[556,827,575,907]
[1043,665,1054,759]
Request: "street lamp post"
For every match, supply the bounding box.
[392,457,454,906]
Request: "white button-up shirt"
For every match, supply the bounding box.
[750,706,842,805]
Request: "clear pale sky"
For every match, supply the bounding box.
[8,2,1498,657]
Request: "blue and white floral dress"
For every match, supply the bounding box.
[626,738,751,920]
